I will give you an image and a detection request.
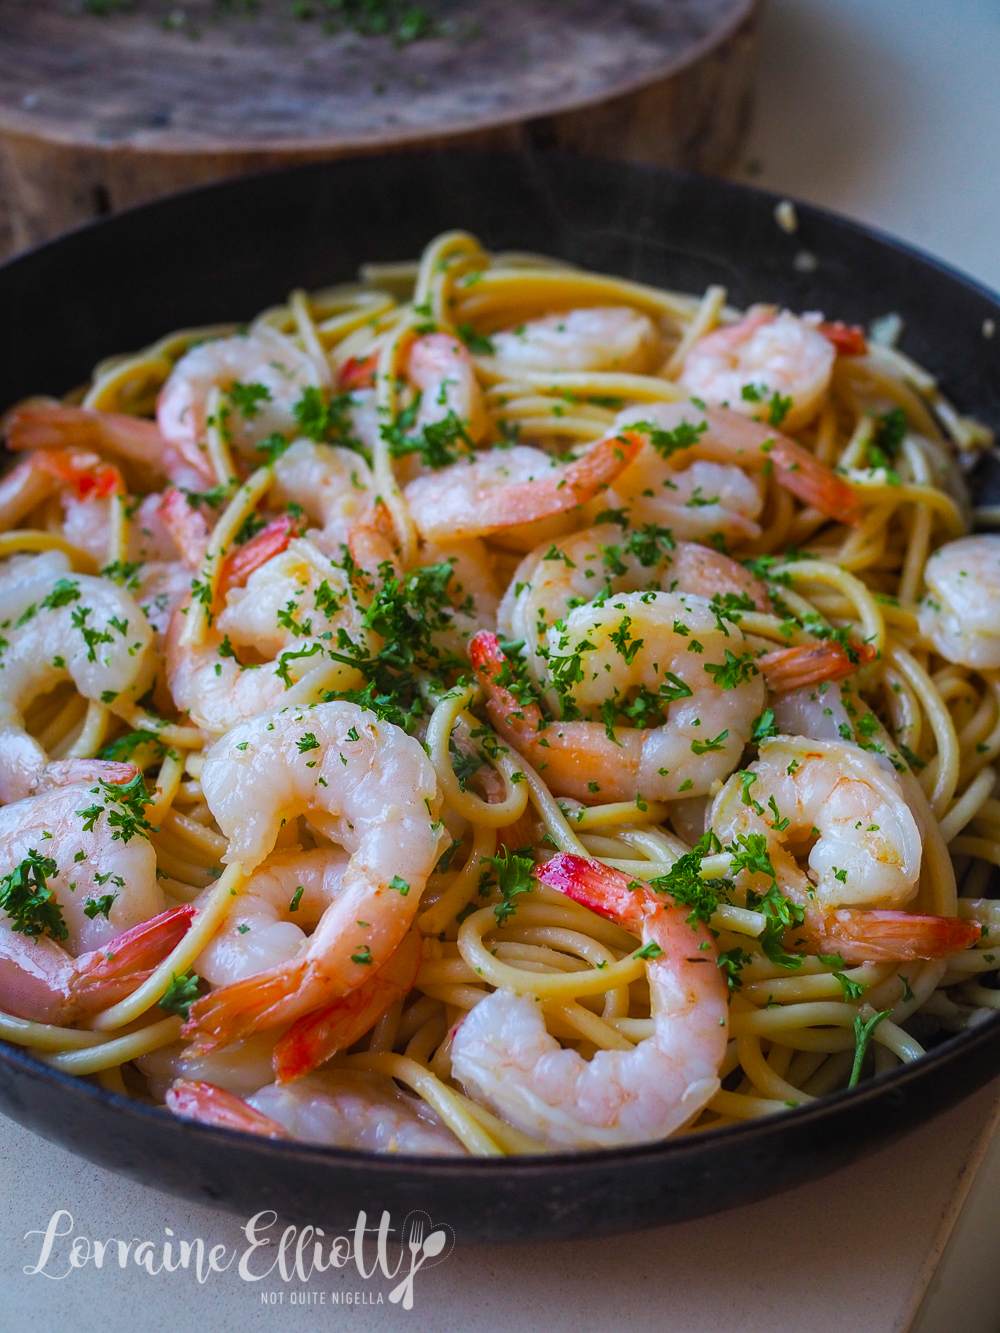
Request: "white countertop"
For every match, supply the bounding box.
[3,3,1000,1330]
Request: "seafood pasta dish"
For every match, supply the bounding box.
[1,229,998,1157]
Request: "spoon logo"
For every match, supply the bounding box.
[388,1212,454,1310]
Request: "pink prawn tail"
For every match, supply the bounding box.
[165,1080,291,1139]
[760,640,878,694]
[69,904,196,1011]
[802,907,980,965]
[348,503,400,582]
[767,436,863,525]
[535,854,646,932]
[549,429,646,514]
[218,514,304,597]
[181,959,311,1058]
[468,632,544,733]
[338,352,379,391]
[273,930,422,1084]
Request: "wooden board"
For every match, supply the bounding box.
[0,0,760,257]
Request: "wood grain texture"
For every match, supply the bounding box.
[0,0,760,257]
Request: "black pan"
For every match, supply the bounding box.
[1,150,999,1243]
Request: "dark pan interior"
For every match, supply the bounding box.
[1,149,999,1243]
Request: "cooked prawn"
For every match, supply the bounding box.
[0,551,156,802]
[181,701,442,1055]
[677,305,836,432]
[165,1081,291,1139]
[165,536,367,735]
[0,779,193,1023]
[406,333,488,444]
[482,306,659,375]
[451,853,728,1149]
[918,534,1000,668]
[611,401,861,526]
[4,404,213,491]
[710,734,979,962]
[273,929,421,1083]
[470,596,766,803]
[0,448,124,565]
[498,521,767,698]
[403,430,646,545]
[269,438,374,556]
[193,847,350,989]
[157,327,322,470]
[168,1070,465,1153]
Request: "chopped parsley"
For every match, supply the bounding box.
[83,893,117,920]
[456,323,494,355]
[703,650,760,689]
[848,1009,891,1087]
[158,969,201,1020]
[488,848,535,926]
[0,850,66,941]
[75,773,154,844]
[632,417,708,458]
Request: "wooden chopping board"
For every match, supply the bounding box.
[0,0,760,257]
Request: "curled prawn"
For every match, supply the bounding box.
[710,735,979,962]
[498,521,768,700]
[181,701,442,1056]
[451,853,728,1149]
[677,305,836,432]
[918,534,1000,669]
[470,600,765,804]
[0,779,192,1023]
[269,438,374,556]
[165,536,367,735]
[482,306,659,375]
[157,327,322,469]
[0,550,156,802]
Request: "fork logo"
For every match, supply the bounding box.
[388,1212,454,1310]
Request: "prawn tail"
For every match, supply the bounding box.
[768,437,863,525]
[30,446,124,502]
[348,502,400,582]
[337,352,379,391]
[273,930,421,1084]
[493,429,645,530]
[218,513,304,597]
[818,321,868,357]
[69,904,196,1010]
[535,853,644,931]
[468,632,545,738]
[561,429,646,504]
[760,640,878,694]
[801,907,981,964]
[181,959,311,1057]
[165,1080,291,1139]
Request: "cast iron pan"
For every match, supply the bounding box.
[1,150,999,1243]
